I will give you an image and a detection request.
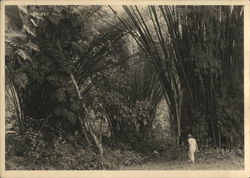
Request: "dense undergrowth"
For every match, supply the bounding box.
[6,129,244,170]
[6,129,146,170]
[122,147,244,170]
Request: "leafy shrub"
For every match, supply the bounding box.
[30,138,101,170]
[7,131,146,170]
[6,122,145,170]
[6,128,46,160]
[103,146,145,168]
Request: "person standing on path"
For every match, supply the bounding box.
[188,134,198,164]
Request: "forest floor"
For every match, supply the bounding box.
[6,136,244,170]
[6,154,244,170]
[121,159,244,170]
[121,151,244,170]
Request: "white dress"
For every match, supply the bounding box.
[188,138,197,163]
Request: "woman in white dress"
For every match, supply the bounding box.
[188,134,198,164]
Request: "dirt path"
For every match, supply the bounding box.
[121,157,244,170]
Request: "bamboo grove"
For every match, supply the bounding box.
[5,5,243,166]
[111,5,244,147]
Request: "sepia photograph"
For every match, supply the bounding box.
[3,2,247,174]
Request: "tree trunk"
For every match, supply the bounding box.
[99,117,103,143]
[7,83,24,133]
[70,73,104,164]
[218,128,221,148]
[211,120,217,147]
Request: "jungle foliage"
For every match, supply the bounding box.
[5,5,244,170]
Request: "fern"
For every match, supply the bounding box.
[30,12,45,21]
[5,39,19,48]
[25,42,40,51]
[16,49,31,61]
[23,25,36,37]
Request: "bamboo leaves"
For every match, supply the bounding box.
[111,5,243,146]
